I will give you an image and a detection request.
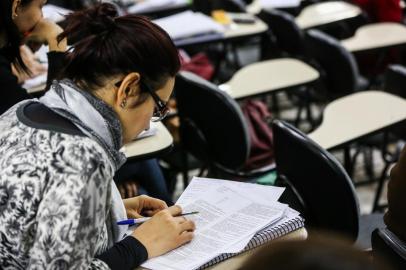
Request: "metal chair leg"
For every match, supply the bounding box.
[372,162,390,212]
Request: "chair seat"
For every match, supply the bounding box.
[356,213,385,250]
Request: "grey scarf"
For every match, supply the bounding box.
[40,79,128,245]
[40,79,126,170]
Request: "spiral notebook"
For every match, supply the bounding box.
[141,177,304,270]
[198,216,305,269]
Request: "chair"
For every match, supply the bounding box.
[272,120,384,247]
[258,9,307,58]
[371,65,406,212]
[193,0,246,14]
[384,65,406,117]
[383,64,406,141]
[305,29,369,100]
[174,71,274,179]
[372,228,406,269]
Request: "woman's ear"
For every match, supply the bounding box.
[116,72,141,109]
[12,0,21,19]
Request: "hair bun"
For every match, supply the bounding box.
[60,3,119,42]
[85,3,118,34]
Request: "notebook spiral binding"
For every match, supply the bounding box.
[198,217,305,270]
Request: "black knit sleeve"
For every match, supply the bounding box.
[46,51,65,88]
[0,55,31,115]
[96,236,149,270]
[0,51,65,115]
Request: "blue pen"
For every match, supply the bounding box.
[117,211,199,226]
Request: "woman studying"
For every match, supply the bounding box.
[0,3,195,270]
[0,0,67,114]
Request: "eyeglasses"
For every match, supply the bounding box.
[115,80,170,122]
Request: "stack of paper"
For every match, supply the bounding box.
[128,0,188,14]
[42,4,72,23]
[135,122,159,140]
[141,177,303,270]
[260,0,301,8]
[153,11,225,41]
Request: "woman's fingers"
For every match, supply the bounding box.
[118,184,126,199]
[131,182,138,197]
[178,231,194,245]
[167,205,182,217]
[140,195,168,211]
[125,182,133,198]
[178,220,196,233]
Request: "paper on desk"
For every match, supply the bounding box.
[153,11,225,40]
[142,180,286,270]
[223,207,300,253]
[135,122,158,140]
[43,4,71,23]
[260,0,301,8]
[128,0,187,13]
[177,177,285,206]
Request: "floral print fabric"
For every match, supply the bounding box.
[0,102,114,269]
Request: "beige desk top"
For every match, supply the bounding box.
[247,0,303,15]
[137,227,307,270]
[122,122,173,160]
[219,58,320,99]
[308,91,406,150]
[224,13,268,39]
[295,1,362,29]
[341,23,406,53]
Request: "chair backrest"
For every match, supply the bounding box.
[193,0,246,14]
[272,120,360,241]
[258,9,307,57]
[305,29,361,99]
[384,65,406,98]
[384,65,406,139]
[175,71,250,170]
[372,228,406,269]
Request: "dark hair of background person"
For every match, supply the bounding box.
[0,0,33,74]
[239,235,393,270]
[57,3,180,107]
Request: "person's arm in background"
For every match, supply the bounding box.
[0,19,66,115]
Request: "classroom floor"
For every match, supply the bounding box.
[172,40,396,215]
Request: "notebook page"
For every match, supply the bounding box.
[134,122,158,140]
[177,177,285,206]
[175,177,287,255]
[153,11,225,40]
[128,0,175,13]
[223,207,300,253]
[42,4,71,23]
[260,0,301,8]
[141,183,286,270]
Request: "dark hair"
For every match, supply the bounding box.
[58,3,180,103]
[240,235,392,270]
[0,0,34,74]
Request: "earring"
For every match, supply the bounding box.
[120,99,127,109]
[12,14,18,20]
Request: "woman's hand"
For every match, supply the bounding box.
[118,179,139,199]
[132,205,196,258]
[124,195,168,219]
[11,45,47,83]
[24,18,67,52]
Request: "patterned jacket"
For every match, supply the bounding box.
[0,101,113,269]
